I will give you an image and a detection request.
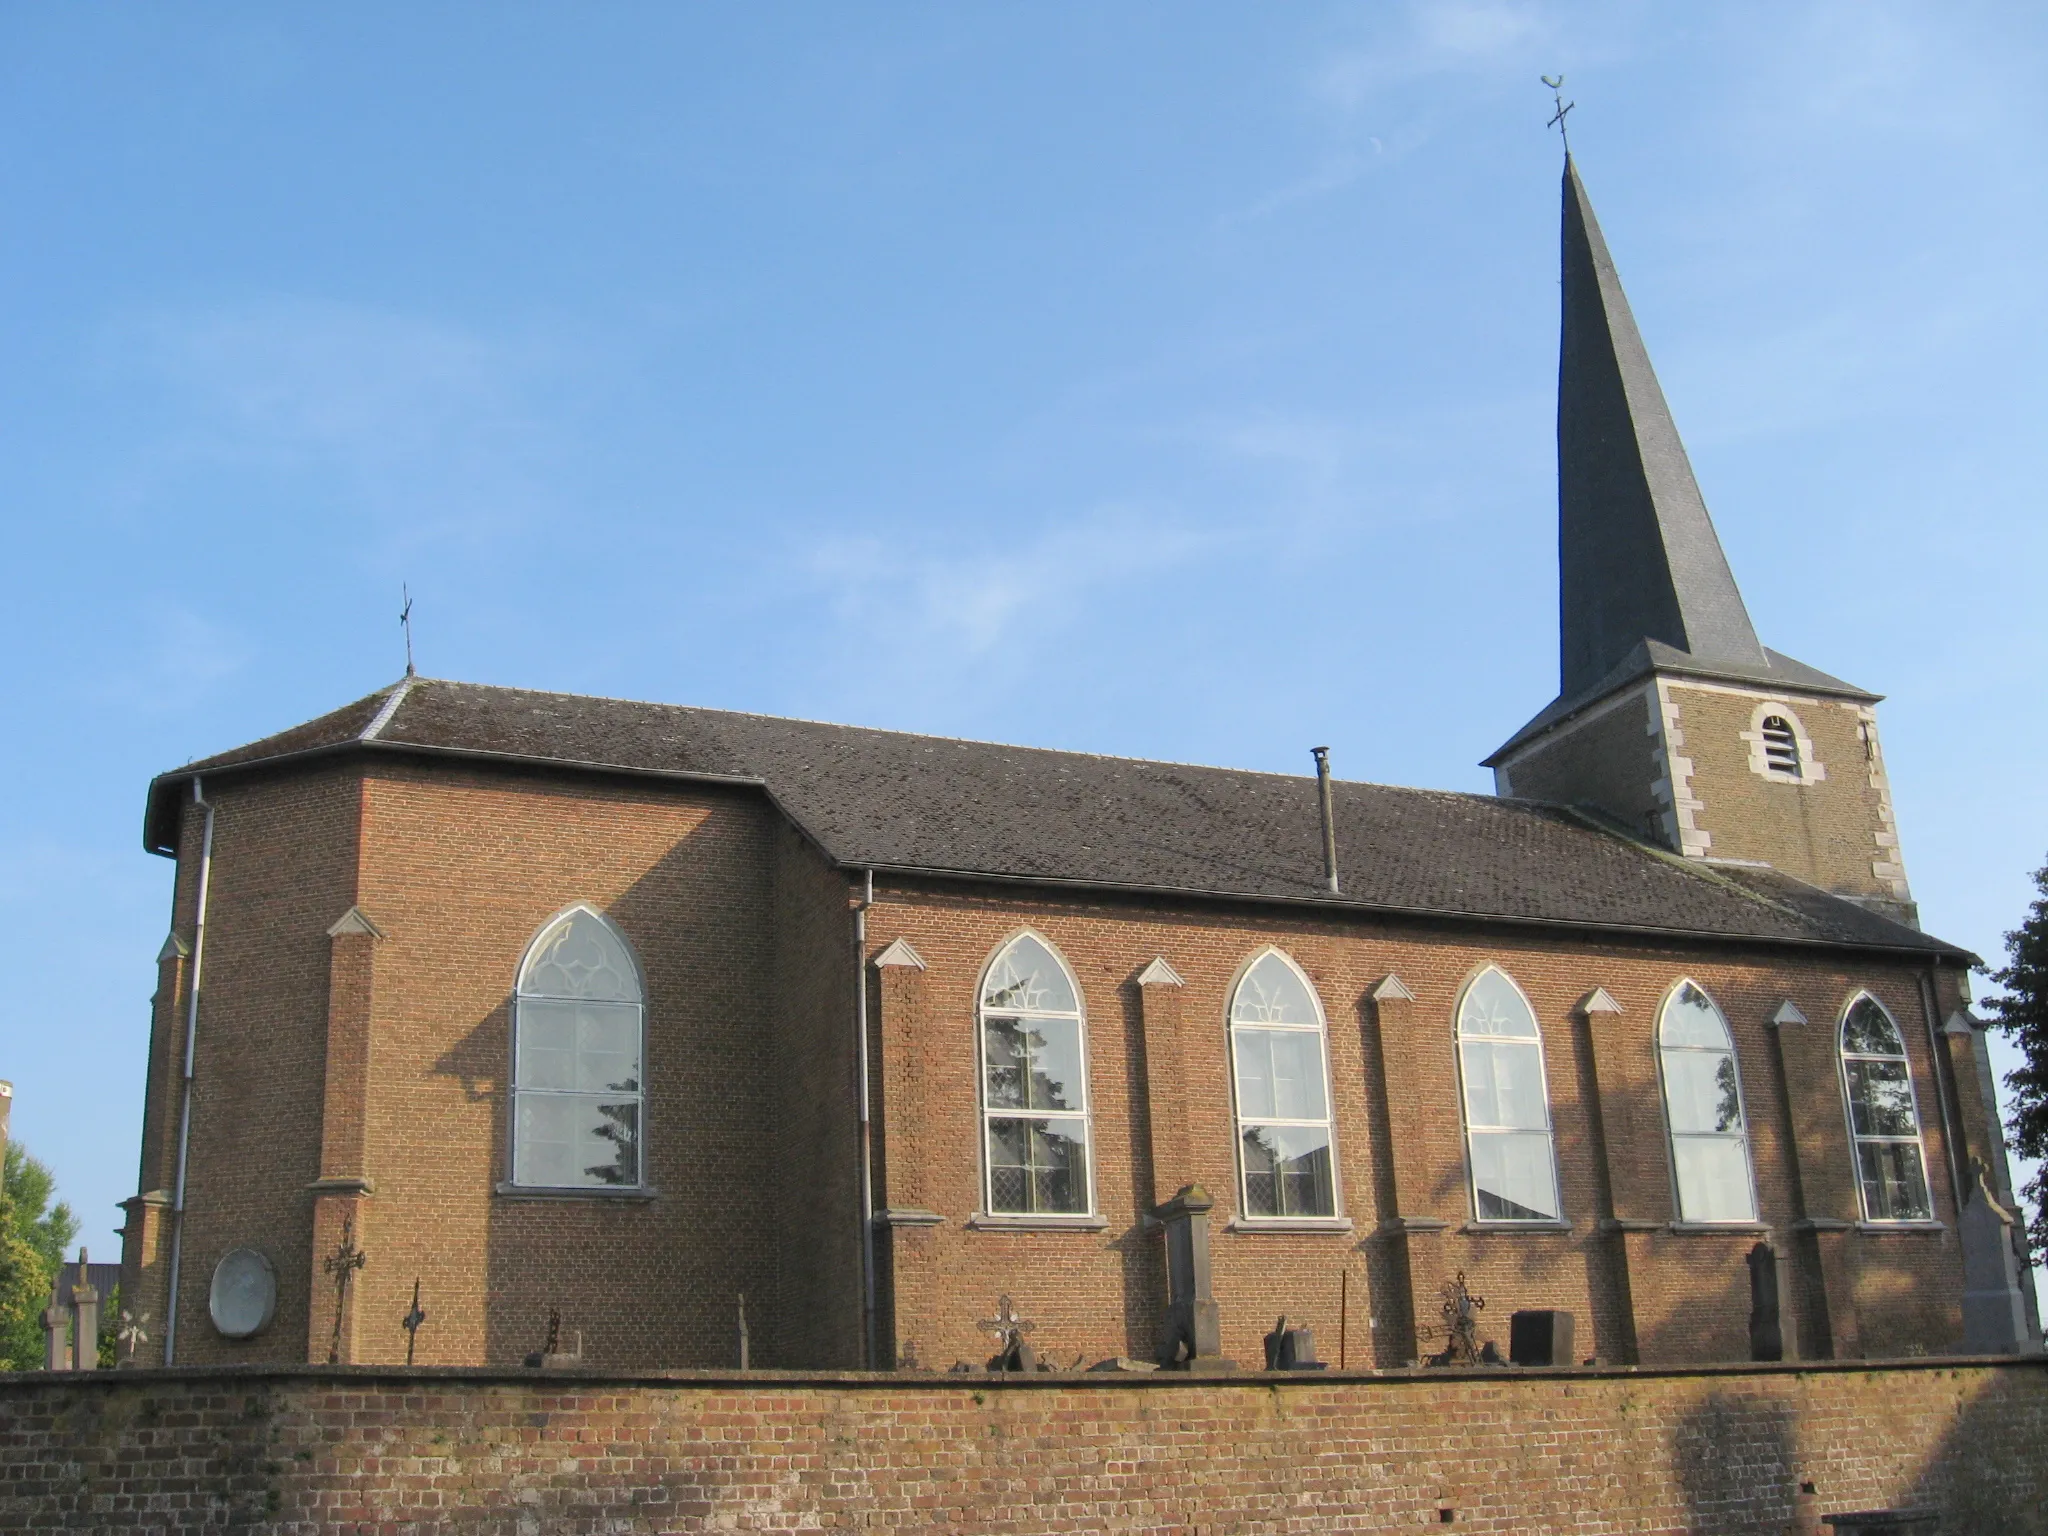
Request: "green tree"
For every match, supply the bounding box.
[0,1142,80,1370]
[1981,856,2048,1259]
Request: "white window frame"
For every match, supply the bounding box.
[1655,978,1760,1225]
[1227,947,1342,1223]
[1454,965,1563,1225]
[1837,991,1935,1224]
[508,903,649,1193]
[975,930,1097,1219]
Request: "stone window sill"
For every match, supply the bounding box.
[1461,1220,1573,1234]
[1667,1222,1770,1235]
[1226,1217,1355,1235]
[875,1208,945,1228]
[1855,1220,1946,1235]
[494,1182,660,1203]
[967,1212,1110,1232]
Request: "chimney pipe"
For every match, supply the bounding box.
[1312,747,1340,895]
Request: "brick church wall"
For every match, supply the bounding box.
[1670,683,1906,906]
[125,756,1984,1375]
[1492,683,1666,842]
[864,879,1970,1373]
[766,824,862,1367]
[3,1359,2043,1533]
[131,766,365,1366]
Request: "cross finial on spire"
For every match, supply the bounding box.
[399,584,416,677]
[1542,75,1575,156]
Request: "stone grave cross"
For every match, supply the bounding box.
[980,1295,1037,1371]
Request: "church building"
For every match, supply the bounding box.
[118,160,2037,1374]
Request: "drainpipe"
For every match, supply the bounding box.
[163,777,216,1365]
[1915,967,1965,1219]
[1312,747,1340,895]
[853,869,877,1370]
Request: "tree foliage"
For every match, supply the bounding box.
[1,1142,80,1371]
[1981,856,2048,1259]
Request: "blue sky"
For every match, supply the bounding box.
[3,4,2043,1312]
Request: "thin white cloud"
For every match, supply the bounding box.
[809,508,1226,659]
[104,298,580,556]
[89,603,252,716]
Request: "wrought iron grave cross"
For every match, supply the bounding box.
[401,1277,428,1366]
[322,1213,368,1365]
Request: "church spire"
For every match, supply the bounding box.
[1556,156,1766,698]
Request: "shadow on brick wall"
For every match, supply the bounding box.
[1673,1390,1798,1534]
[426,806,839,1371]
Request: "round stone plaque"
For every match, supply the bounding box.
[208,1248,277,1339]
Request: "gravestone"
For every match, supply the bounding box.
[39,1250,101,1371]
[1154,1184,1227,1368]
[209,1249,278,1341]
[1262,1316,1324,1371]
[1508,1310,1573,1367]
[1747,1241,1783,1362]
[980,1294,1038,1372]
[1959,1162,2035,1354]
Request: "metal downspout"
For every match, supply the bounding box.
[163,778,216,1365]
[854,869,877,1370]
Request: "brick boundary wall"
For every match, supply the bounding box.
[2,1357,2043,1534]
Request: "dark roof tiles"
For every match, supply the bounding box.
[148,677,1960,959]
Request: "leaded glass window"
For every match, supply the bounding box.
[1456,967,1561,1222]
[979,933,1093,1215]
[1230,950,1337,1219]
[1839,993,1932,1222]
[512,906,645,1189]
[1659,981,1757,1223]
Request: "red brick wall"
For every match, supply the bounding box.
[128,767,365,1366]
[864,879,1974,1373]
[125,755,1991,1376]
[352,762,787,1370]
[2,1360,2041,1533]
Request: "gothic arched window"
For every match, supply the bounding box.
[512,905,645,1189]
[1658,981,1758,1223]
[979,933,1093,1215]
[1839,993,1932,1222]
[1456,967,1561,1223]
[1229,949,1337,1219]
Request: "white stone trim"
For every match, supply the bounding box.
[1135,957,1185,988]
[872,937,927,970]
[1738,701,1825,785]
[1848,704,1913,904]
[1651,679,1711,858]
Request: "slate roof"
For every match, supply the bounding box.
[1556,155,1768,698]
[1489,160,1879,767]
[145,677,1965,961]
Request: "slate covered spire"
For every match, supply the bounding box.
[1556,156,1767,698]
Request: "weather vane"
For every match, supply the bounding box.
[1542,75,1575,155]
[399,584,416,677]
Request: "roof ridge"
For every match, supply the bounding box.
[410,677,1481,801]
[360,676,416,741]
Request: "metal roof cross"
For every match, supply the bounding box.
[1542,75,1575,154]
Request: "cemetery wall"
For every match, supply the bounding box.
[2,1357,2044,1534]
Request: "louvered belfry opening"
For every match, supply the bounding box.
[1761,716,1801,777]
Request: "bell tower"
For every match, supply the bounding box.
[1486,157,1916,927]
